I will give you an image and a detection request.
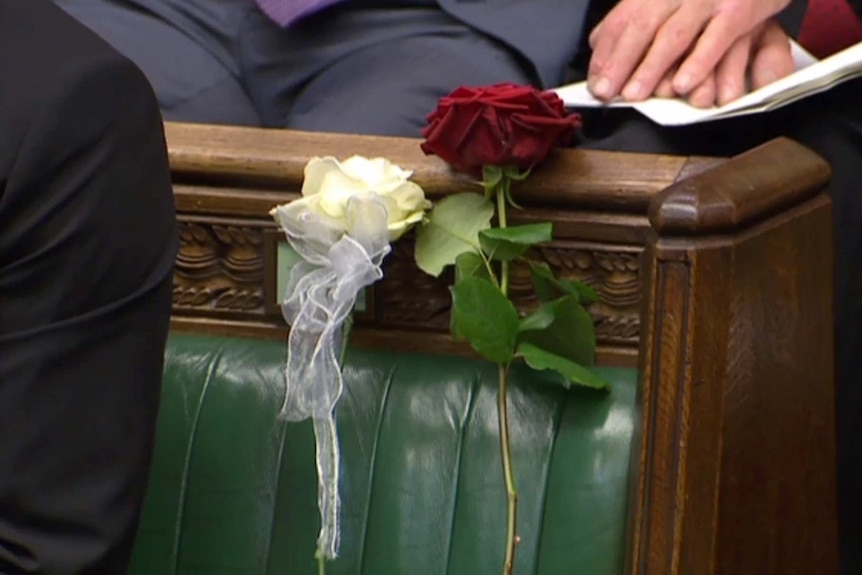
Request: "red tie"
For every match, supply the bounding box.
[798,0,862,58]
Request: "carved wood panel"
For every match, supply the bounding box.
[374,239,642,346]
[173,218,267,317]
[172,216,642,348]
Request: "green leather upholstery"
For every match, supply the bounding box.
[129,334,637,575]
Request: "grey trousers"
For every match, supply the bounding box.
[55,0,536,136]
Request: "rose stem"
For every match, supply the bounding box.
[496,177,518,575]
[497,182,509,295]
[498,362,518,575]
[340,313,354,365]
[316,549,325,575]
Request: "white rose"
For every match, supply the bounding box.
[295,155,430,240]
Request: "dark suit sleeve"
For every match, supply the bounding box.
[0,52,176,575]
[778,0,809,36]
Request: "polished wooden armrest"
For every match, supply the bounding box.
[166,121,707,209]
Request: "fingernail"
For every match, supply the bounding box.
[622,80,643,101]
[675,73,693,93]
[592,76,611,98]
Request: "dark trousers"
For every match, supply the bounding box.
[55,0,861,570]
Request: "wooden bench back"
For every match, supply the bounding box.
[165,122,838,575]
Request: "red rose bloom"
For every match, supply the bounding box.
[420,83,581,176]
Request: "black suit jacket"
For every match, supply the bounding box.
[0,1,176,573]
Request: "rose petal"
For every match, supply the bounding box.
[421,84,582,174]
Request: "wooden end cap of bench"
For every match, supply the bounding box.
[649,137,831,235]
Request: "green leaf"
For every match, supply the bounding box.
[450,245,494,342]
[562,279,600,305]
[518,343,610,390]
[518,299,562,333]
[517,295,596,367]
[482,224,553,245]
[528,261,598,304]
[415,194,495,277]
[530,261,560,302]
[451,277,519,364]
[455,252,492,285]
[450,308,465,342]
[479,223,553,261]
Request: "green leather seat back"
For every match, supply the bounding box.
[128,334,636,575]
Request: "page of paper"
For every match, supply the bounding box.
[553,41,862,126]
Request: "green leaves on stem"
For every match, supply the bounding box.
[518,295,595,368]
[480,223,552,261]
[414,164,609,575]
[530,261,599,304]
[414,187,609,392]
[448,281,608,390]
[518,343,609,390]
[451,277,519,364]
[414,193,494,277]
[455,252,492,284]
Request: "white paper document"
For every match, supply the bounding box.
[553,41,862,126]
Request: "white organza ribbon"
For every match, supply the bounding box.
[272,193,391,560]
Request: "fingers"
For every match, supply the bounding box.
[589,0,793,102]
[749,20,794,90]
[714,32,752,105]
[620,4,708,101]
[654,70,678,98]
[672,9,751,94]
[588,19,603,49]
[687,73,717,108]
[587,0,792,105]
[588,0,679,100]
[672,0,791,93]
[680,18,791,106]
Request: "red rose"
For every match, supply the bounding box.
[420,83,581,176]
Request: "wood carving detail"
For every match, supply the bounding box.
[174,221,266,314]
[375,240,642,346]
[172,219,642,346]
[515,247,642,345]
[375,239,454,329]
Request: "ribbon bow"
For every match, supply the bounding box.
[272,193,391,559]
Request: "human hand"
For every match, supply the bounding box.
[652,19,795,108]
[587,0,790,101]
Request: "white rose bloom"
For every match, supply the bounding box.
[296,155,430,240]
